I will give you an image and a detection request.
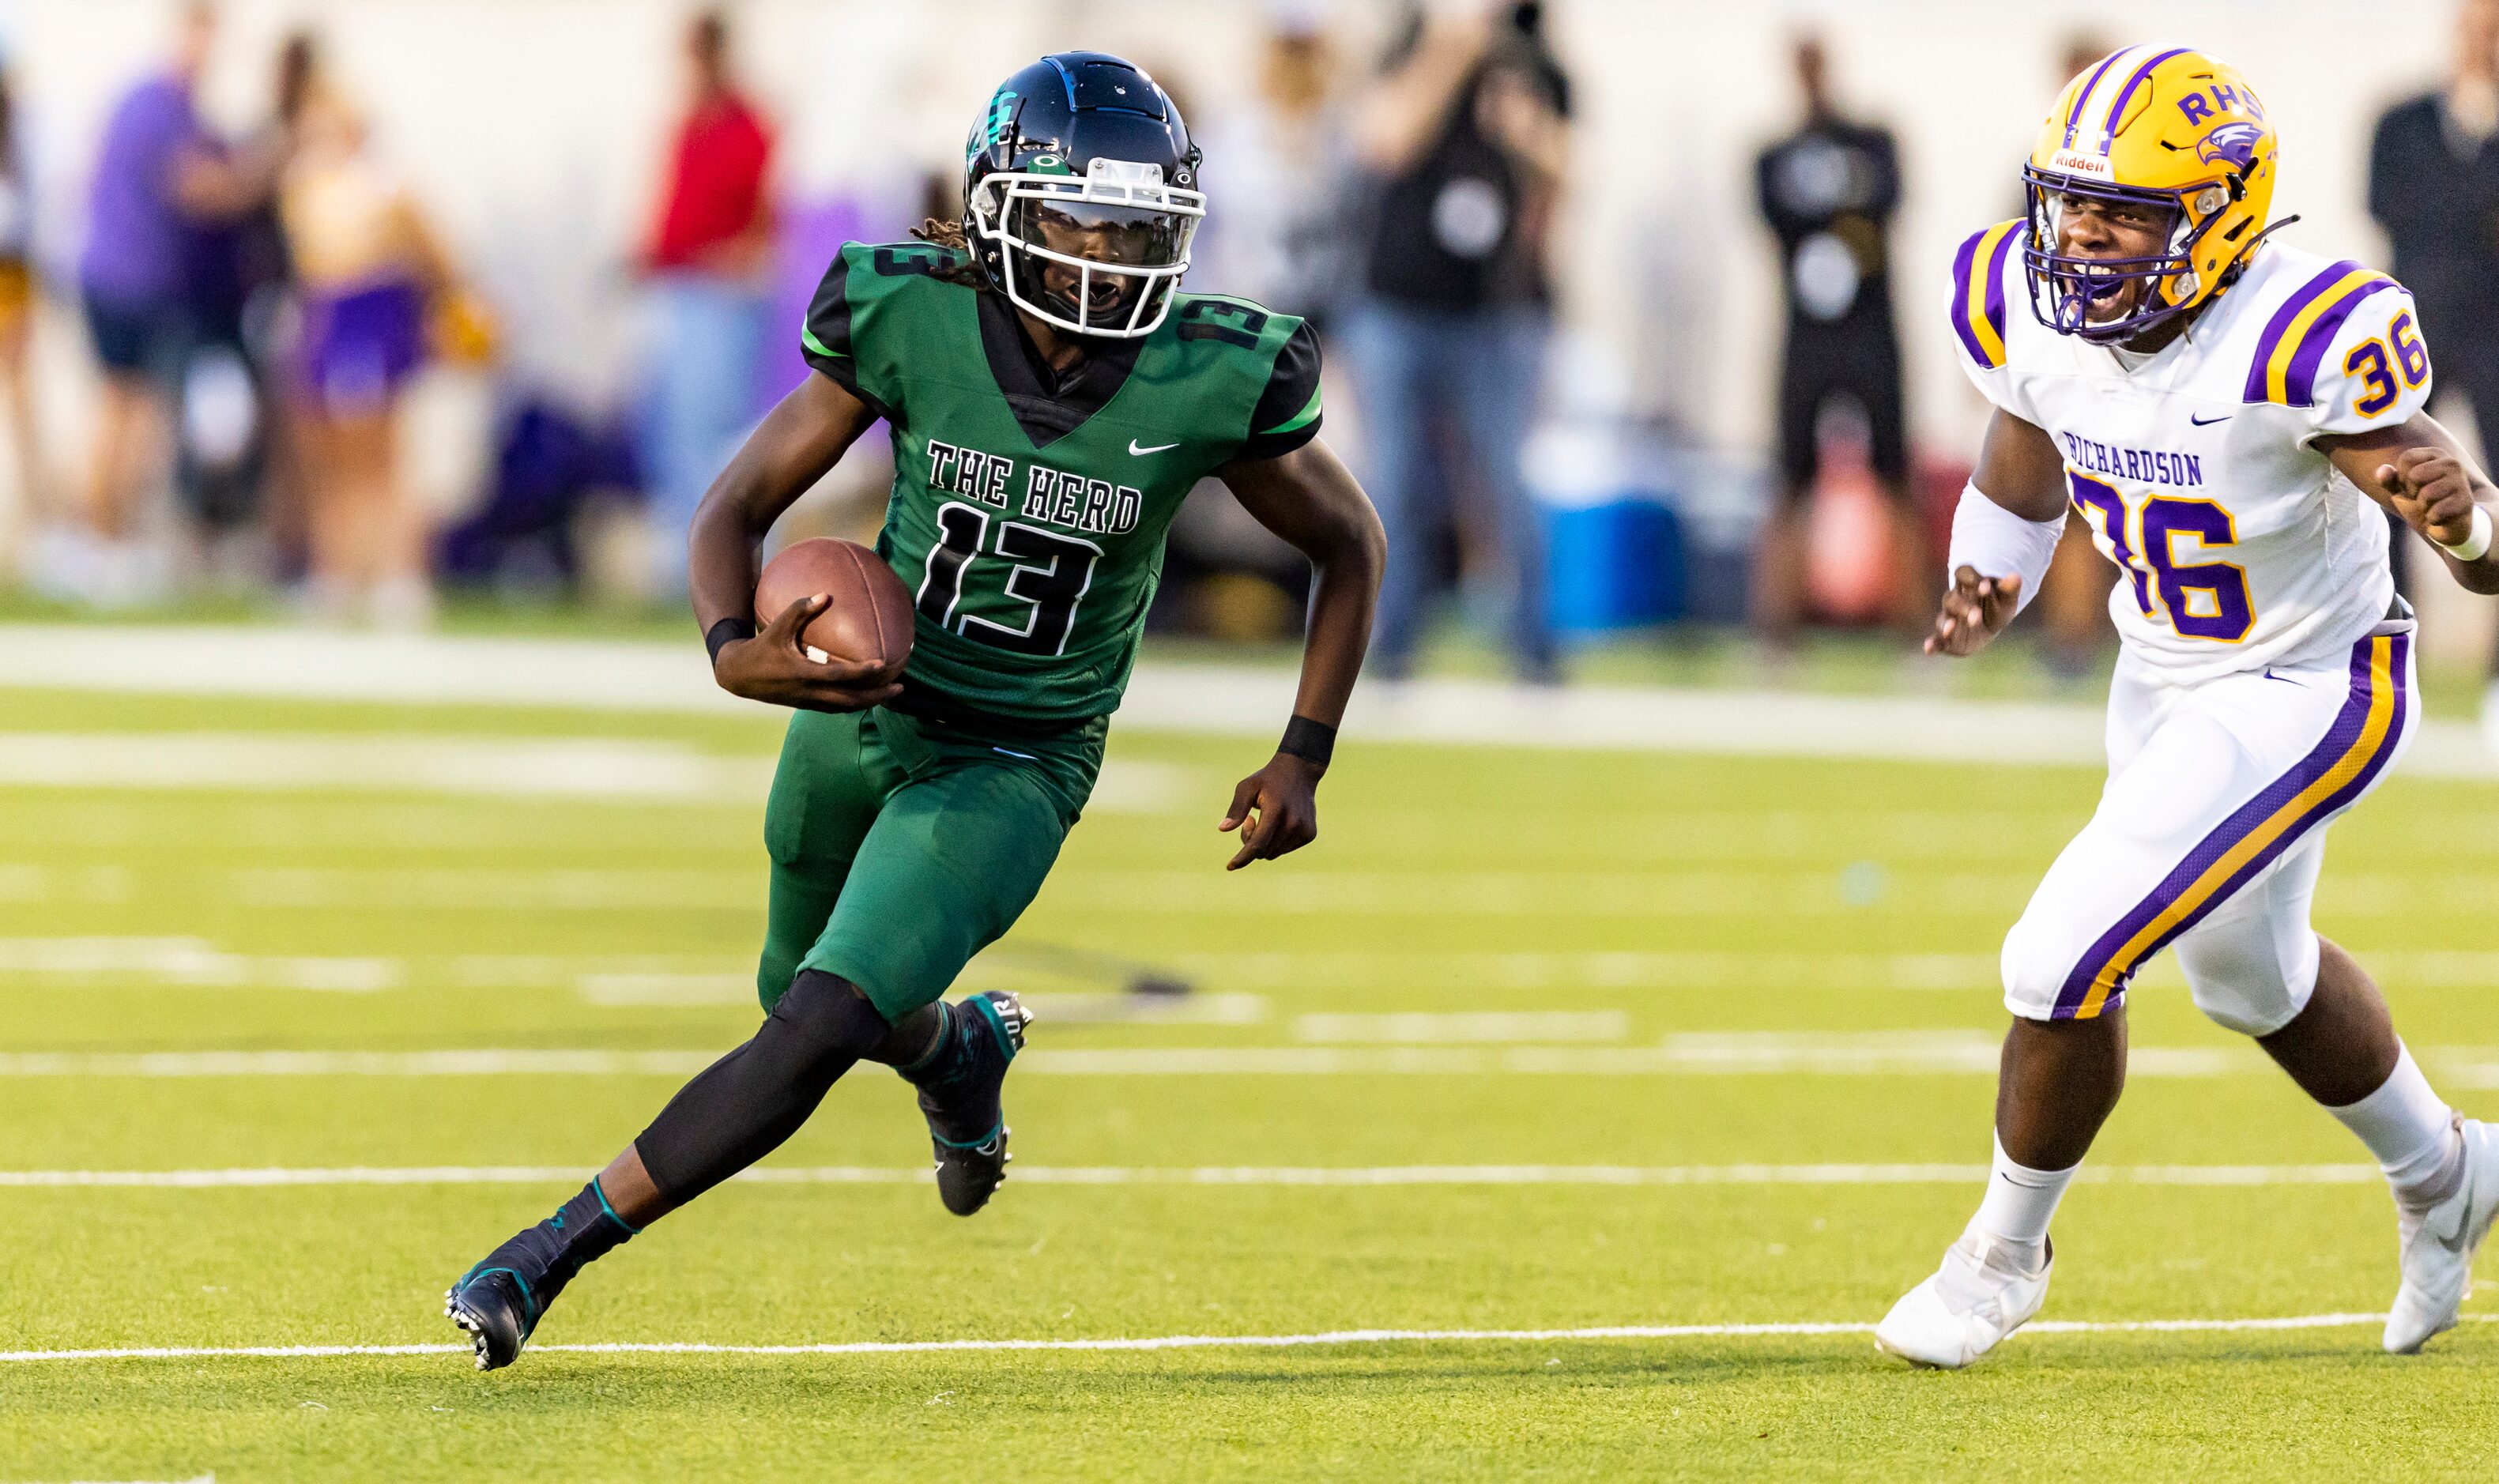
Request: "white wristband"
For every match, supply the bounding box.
[1946,481,2063,618]
[2437,504,2493,563]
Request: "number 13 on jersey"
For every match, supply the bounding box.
[2067,471,2255,642]
[917,501,1104,657]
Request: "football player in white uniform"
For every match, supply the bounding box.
[1876,45,2499,1368]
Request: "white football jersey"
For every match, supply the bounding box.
[1947,225,2432,684]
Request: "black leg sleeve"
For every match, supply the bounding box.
[632,970,892,1203]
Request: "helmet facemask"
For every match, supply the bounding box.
[969,157,1204,338]
[2022,167,2234,345]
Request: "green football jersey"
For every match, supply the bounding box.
[800,241,1323,725]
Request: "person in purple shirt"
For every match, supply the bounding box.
[71,2,277,603]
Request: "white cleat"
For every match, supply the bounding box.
[2384,1118,2499,1355]
[1875,1228,2054,1369]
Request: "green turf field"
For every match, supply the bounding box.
[2,674,2496,1481]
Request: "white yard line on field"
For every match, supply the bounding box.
[2,1313,2475,1365]
[0,1050,721,1076]
[176,863,2499,920]
[7,1475,217,1483]
[0,1038,2490,1080]
[568,970,1268,1024]
[0,733,1188,813]
[573,972,756,1006]
[0,937,399,992]
[0,732,772,800]
[1162,948,2499,991]
[12,857,2493,927]
[1018,1039,2271,1076]
[0,627,747,712]
[18,942,2477,1000]
[1294,1011,1630,1043]
[1045,870,2499,918]
[0,1162,2390,1188]
[6,624,2492,777]
[1186,951,2011,991]
[0,1039,2295,1078]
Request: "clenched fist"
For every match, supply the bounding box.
[2375,446,2486,552]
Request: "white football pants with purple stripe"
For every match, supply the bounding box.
[2002,615,2418,1034]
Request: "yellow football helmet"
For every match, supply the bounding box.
[2022,46,2282,342]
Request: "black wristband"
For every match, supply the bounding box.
[704,616,756,666]
[1278,714,1336,769]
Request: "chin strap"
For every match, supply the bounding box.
[2199,213,2301,300]
[2231,213,2301,260]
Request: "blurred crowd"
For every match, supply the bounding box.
[17,3,492,625]
[0,0,2494,694]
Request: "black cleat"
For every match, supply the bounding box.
[910,990,1030,1217]
[443,1265,536,1372]
[440,1179,635,1371]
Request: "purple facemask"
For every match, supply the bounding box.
[2019,167,2214,345]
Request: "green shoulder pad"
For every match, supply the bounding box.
[1168,293,1302,360]
[831,240,981,416]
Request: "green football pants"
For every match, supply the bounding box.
[756,704,1101,1021]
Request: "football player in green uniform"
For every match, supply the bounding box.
[444,51,1385,1370]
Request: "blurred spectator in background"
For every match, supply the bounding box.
[2370,0,2499,454]
[639,9,775,603]
[0,53,43,571]
[60,2,278,606]
[166,32,307,578]
[1162,2,1353,643]
[1192,2,1353,325]
[2371,0,2499,731]
[1346,1,1567,684]
[2033,34,2119,678]
[1749,32,1922,652]
[281,65,469,628]
[234,33,319,579]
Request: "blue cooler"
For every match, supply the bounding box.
[1543,495,1685,632]
[1526,421,1692,635]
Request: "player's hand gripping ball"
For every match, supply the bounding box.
[719,540,912,714]
[756,539,914,668]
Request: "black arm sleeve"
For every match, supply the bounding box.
[1236,320,1325,463]
[801,250,898,422]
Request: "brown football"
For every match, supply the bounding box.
[754,538,914,671]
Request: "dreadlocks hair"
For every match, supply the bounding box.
[909,218,989,288]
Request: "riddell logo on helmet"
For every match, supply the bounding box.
[2049,152,2113,178]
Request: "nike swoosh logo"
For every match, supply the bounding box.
[1129,439,1178,455]
[2189,413,2231,427]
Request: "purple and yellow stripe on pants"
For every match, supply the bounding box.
[2241,261,2397,408]
[2051,631,2410,1020]
[1949,221,2020,371]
